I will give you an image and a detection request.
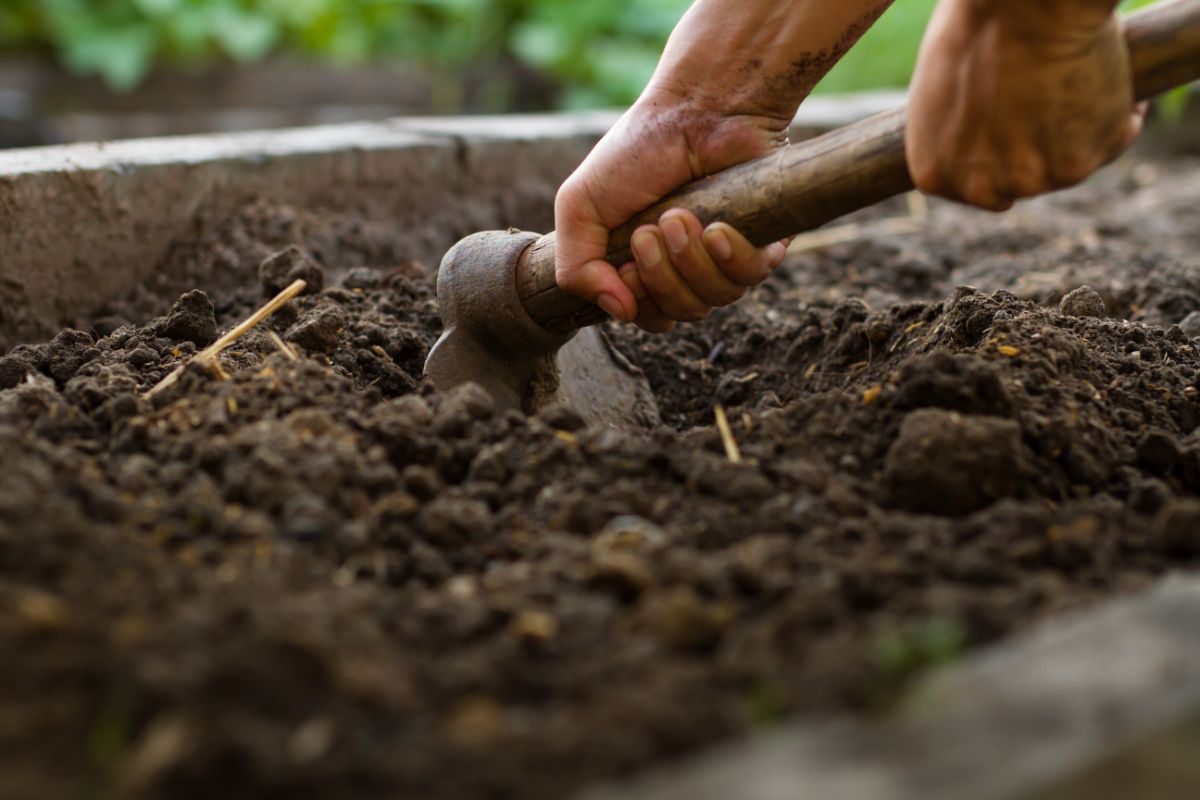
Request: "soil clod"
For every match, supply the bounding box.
[151,289,219,346]
[285,304,346,352]
[883,409,1025,515]
[259,244,326,297]
[1059,285,1107,318]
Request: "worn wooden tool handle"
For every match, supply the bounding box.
[518,0,1200,333]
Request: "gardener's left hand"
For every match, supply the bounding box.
[907,0,1144,211]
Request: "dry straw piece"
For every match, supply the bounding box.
[267,329,299,361]
[146,279,307,399]
[714,404,742,464]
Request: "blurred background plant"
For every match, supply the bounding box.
[0,0,1179,110]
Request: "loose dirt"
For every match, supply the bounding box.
[1,154,1198,800]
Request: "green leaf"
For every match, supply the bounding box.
[210,7,280,62]
[132,0,182,17]
[65,23,159,90]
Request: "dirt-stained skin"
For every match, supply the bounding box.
[738,1,894,122]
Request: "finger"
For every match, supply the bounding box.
[659,211,745,307]
[618,261,647,302]
[767,241,788,269]
[1112,104,1146,160]
[960,163,1014,212]
[620,264,675,333]
[554,184,638,323]
[962,136,1016,211]
[702,221,783,287]
[630,225,712,323]
[557,257,637,322]
[1003,152,1050,199]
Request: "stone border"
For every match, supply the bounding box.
[580,573,1200,800]
[0,92,905,351]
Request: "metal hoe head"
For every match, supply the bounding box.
[424,230,660,428]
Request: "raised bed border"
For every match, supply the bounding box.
[582,572,1200,800]
[0,91,903,351]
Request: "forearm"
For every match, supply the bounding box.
[645,0,895,121]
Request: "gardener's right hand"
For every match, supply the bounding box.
[554,89,788,333]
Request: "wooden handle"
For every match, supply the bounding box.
[519,0,1200,334]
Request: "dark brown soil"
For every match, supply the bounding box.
[2,154,1199,800]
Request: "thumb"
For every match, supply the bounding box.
[554,186,638,323]
[556,256,638,323]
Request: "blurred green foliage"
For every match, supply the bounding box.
[0,0,691,103]
[0,0,1179,107]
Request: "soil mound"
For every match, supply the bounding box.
[1,157,1198,800]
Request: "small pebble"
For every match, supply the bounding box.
[1058,285,1106,318]
[342,267,379,290]
[593,515,667,553]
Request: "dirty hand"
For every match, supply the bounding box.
[907,0,1143,211]
[554,96,788,333]
[554,0,895,332]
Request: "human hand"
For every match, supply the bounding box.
[554,91,789,333]
[907,0,1143,211]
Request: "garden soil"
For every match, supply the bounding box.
[2,153,1199,800]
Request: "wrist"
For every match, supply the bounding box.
[628,85,784,151]
[966,0,1118,33]
[644,50,806,125]
[641,0,894,124]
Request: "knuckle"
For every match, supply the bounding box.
[961,184,995,210]
[694,285,740,308]
[553,176,581,212]
[1050,156,1099,188]
[909,161,945,197]
[714,287,745,307]
[662,297,708,323]
[725,258,771,287]
[1003,162,1046,198]
[554,264,584,294]
[960,171,1009,212]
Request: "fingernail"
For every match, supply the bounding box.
[661,217,689,254]
[632,231,663,269]
[704,226,733,261]
[768,242,787,267]
[597,293,626,322]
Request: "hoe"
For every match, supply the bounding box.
[426,0,1200,427]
